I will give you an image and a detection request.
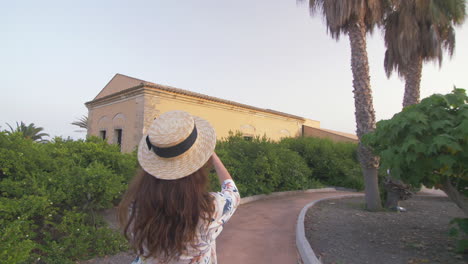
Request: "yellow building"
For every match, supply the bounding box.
[85,74,356,152]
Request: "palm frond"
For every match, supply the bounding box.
[302,0,385,40]
[71,115,88,130]
[383,0,466,77]
[4,121,49,142]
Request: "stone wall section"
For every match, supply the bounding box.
[142,94,161,135]
[302,126,358,143]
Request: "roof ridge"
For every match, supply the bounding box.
[88,74,308,121]
[142,82,306,120]
[115,73,146,83]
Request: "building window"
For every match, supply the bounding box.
[99,130,106,140]
[243,135,253,141]
[279,129,290,138]
[114,129,123,149]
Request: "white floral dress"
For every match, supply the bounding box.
[131,179,240,264]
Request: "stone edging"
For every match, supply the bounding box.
[239,187,341,205]
[296,194,364,264]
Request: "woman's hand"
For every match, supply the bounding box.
[211,152,232,183]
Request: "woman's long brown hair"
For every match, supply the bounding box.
[118,164,215,261]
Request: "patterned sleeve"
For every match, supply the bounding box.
[208,179,241,239]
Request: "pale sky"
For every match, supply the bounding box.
[1,0,467,139]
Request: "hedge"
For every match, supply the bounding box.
[280,136,364,191]
[0,131,362,262]
[0,133,137,263]
[214,133,319,196]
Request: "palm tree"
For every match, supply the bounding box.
[6,121,49,142]
[302,0,386,210]
[71,115,88,132]
[383,0,466,107]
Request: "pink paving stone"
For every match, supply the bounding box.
[216,191,357,264]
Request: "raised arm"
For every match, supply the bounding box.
[208,152,239,238]
[211,152,232,184]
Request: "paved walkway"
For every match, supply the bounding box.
[84,190,357,264]
[216,191,356,264]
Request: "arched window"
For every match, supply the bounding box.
[240,124,255,140]
[97,116,110,140]
[279,129,290,138]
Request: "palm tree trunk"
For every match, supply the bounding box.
[384,56,423,209]
[348,20,382,211]
[440,177,468,216]
[403,56,423,108]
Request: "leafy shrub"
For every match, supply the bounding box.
[449,218,468,253]
[280,136,364,190]
[38,210,128,263]
[0,133,136,263]
[1,128,363,262]
[363,89,468,190]
[363,89,468,209]
[214,133,317,196]
[0,219,36,263]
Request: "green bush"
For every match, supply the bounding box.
[0,133,136,263]
[1,129,363,262]
[362,88,468,193]
[363,89,468,207]
[214,133,318,196]
[212,133,362,196]
[281,137,364,190]
[449,218,468,253]
[0,219,36,264]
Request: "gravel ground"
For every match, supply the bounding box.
[304,195,466,264]
[79,252,135,264]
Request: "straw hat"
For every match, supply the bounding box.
[137,111,216,180]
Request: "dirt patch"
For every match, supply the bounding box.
[304,195,466,264]
[79,251,135,264]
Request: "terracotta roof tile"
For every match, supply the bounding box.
[87,75,307,121]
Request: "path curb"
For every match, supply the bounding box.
[296,193,364,264]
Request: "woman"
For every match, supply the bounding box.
[118,110,240,264]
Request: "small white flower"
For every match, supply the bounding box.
[77,228,80,231]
